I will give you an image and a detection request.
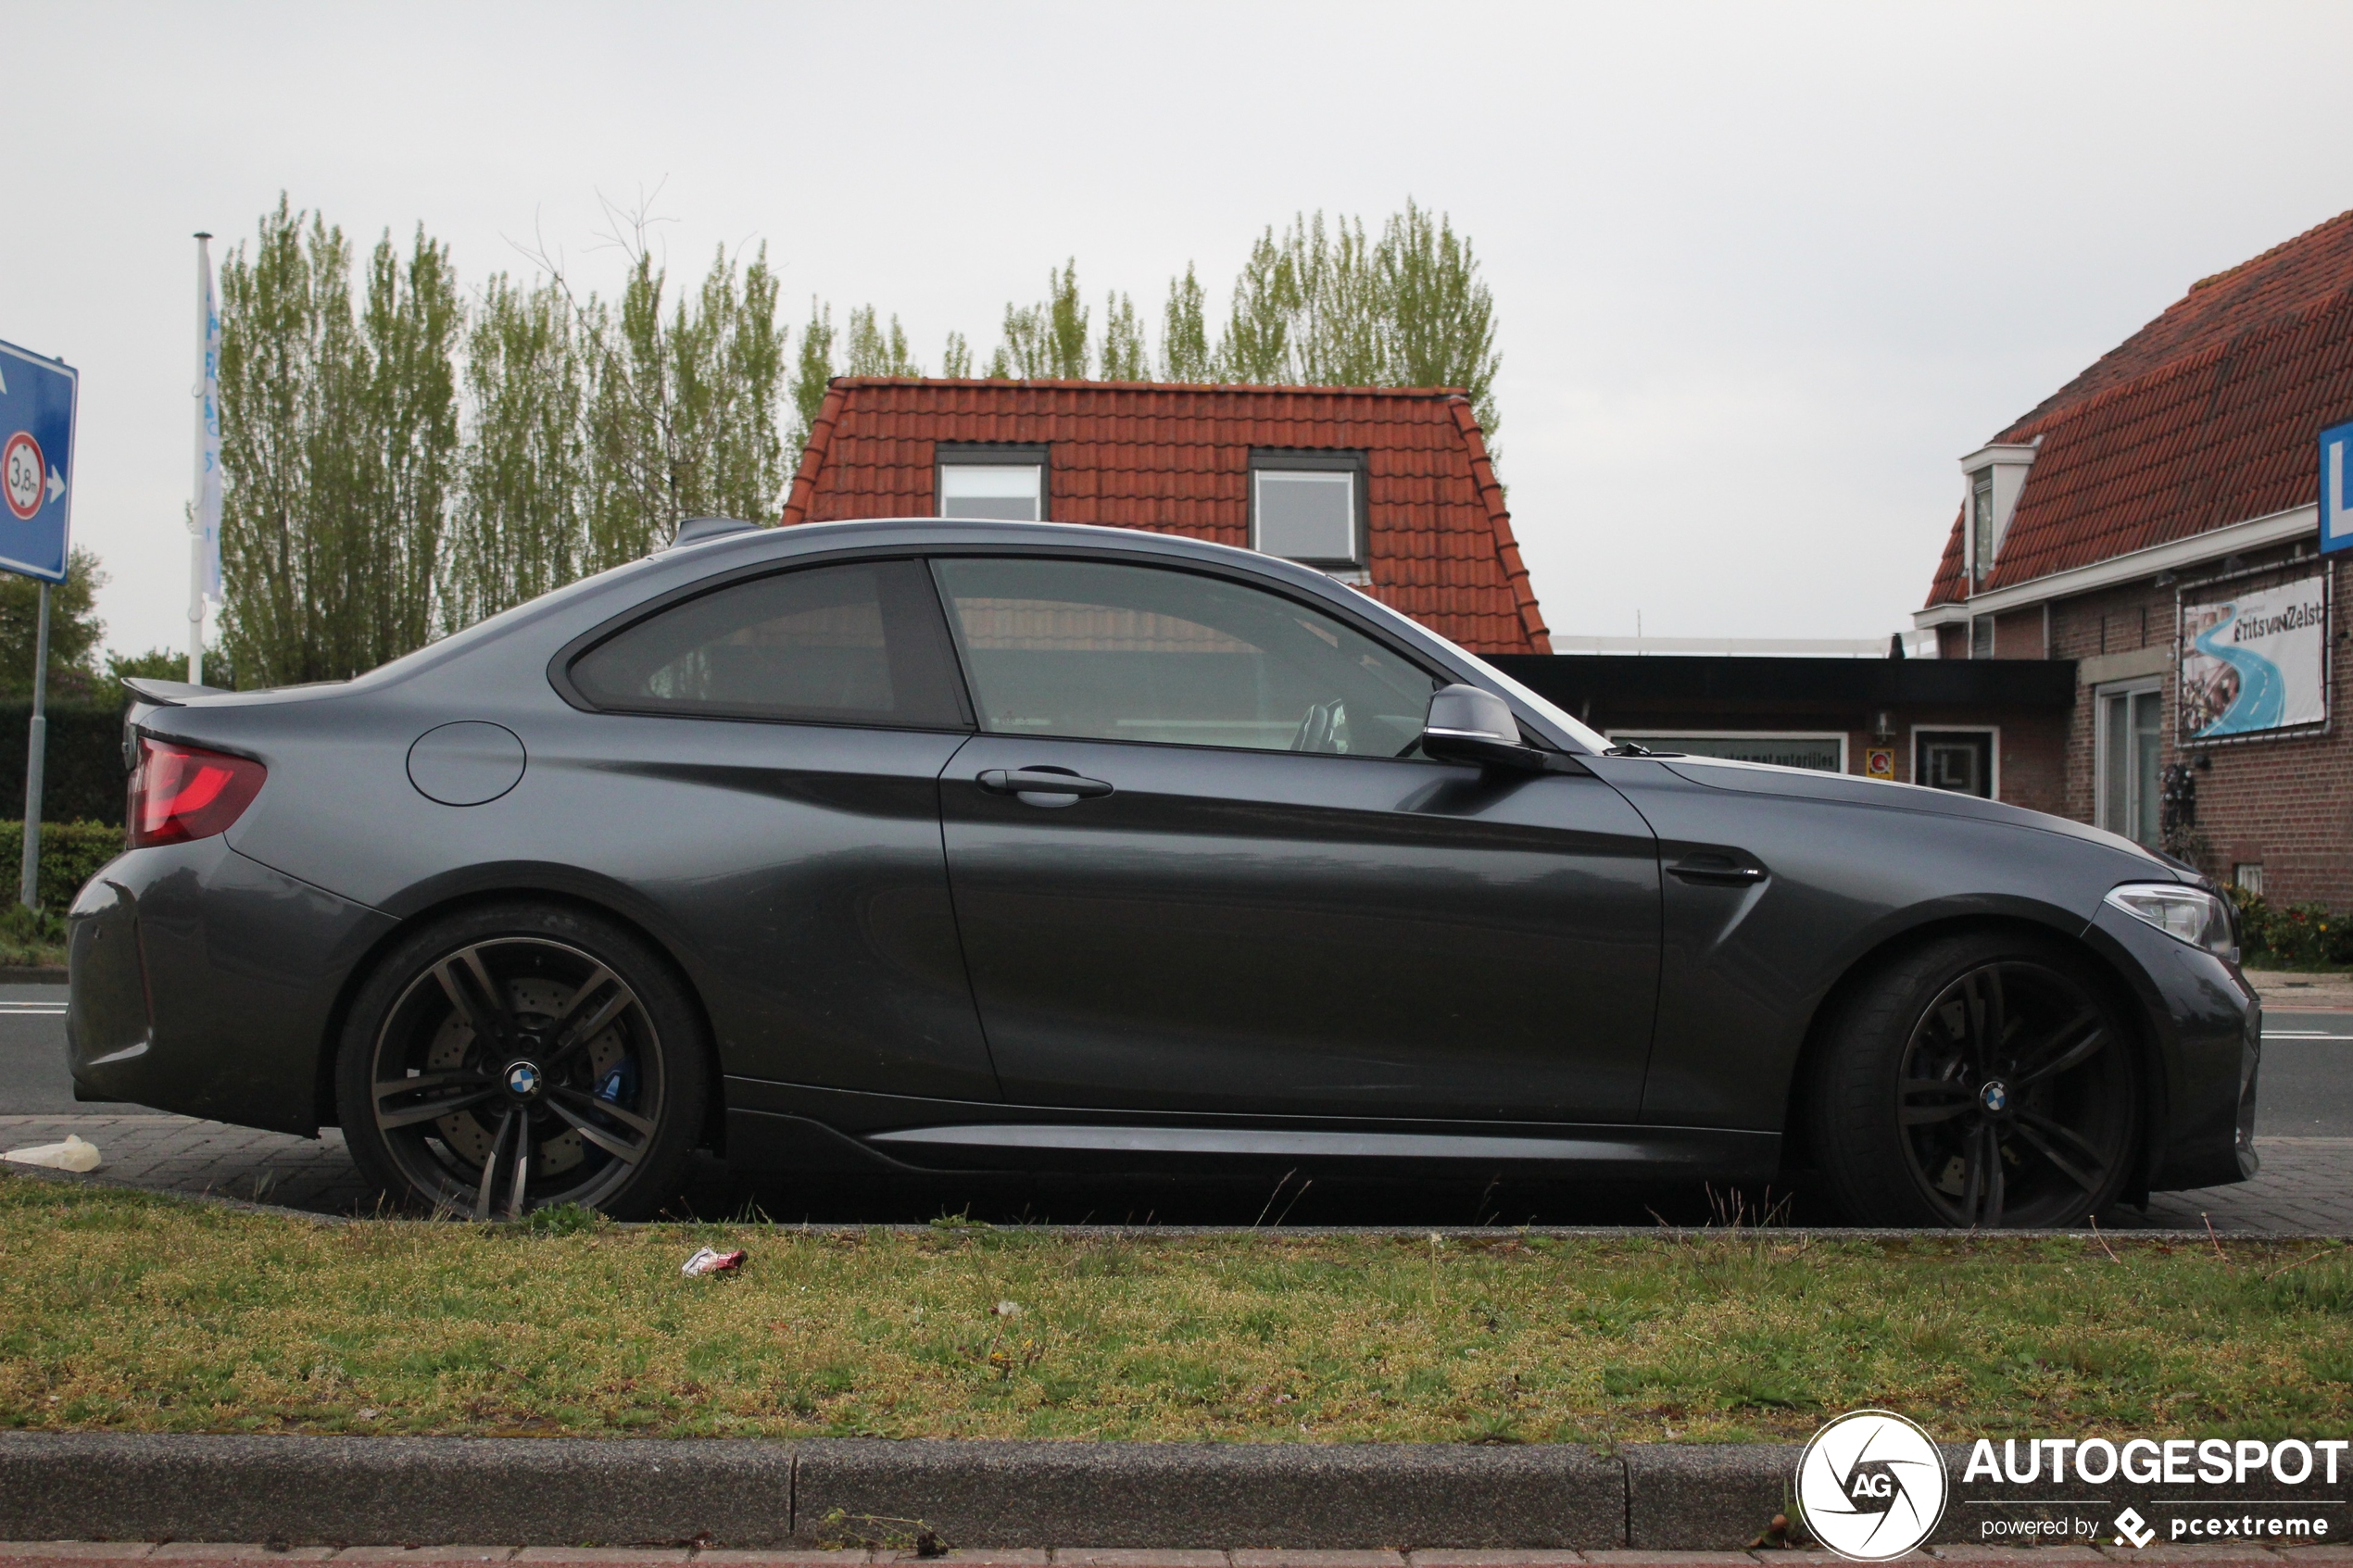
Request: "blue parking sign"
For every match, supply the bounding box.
[2322,419,2353,555]
[0,339,77,583]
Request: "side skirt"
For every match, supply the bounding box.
[723,1078,1780,1182]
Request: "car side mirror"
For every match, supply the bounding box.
[1420,684,1548,772]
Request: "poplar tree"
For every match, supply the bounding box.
[1380,200,1501,442]
[443,273,586,630]
[787,297,836,457]
[990,260,1089,378]
[844,306,921,376]
[1160,264,1212,383]
[1100,292,1149,381]
[580,240,787,568]
[217,197,460,685]
[1215,230,1300,383]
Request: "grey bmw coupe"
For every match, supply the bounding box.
[66,517,2259,1225]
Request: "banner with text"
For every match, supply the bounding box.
[2178,571,2330,741]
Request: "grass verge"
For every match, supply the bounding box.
[2,1174,2350,1443]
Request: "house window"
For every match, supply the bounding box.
[2233,863,2266,897]
[937,445,1048,521]
[1915,730,1995,798]
[1969,616,1994,659]
[1251,451,1365,568]
[2096,684,2164,847]
[1970,467,1995,582]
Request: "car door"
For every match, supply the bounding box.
[931,553,1662,1123]
[553,555,999,1101]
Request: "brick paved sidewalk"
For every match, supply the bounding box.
[3,1114,2348,1234]
[5,1548,2352,1566]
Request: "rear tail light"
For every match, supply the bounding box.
[128,739,267,848]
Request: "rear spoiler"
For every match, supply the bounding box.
[120,677,233,770]
[120,678,230,709]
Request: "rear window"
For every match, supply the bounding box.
[569,559,967,728]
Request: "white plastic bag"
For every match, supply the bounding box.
[2,1135,102,1173]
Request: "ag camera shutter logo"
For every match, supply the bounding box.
[1797,1410,1950,1561]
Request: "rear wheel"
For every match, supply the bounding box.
[335,902,707,1219]
[1810,933,2141,1228]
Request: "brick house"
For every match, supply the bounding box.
[1914,208,2353,904]
[779,378,1551,656]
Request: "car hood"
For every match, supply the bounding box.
[1652,754,2186,876]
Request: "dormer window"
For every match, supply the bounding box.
[1970,468,1995,583]
[1958,442,2037,588]
[1251,449,1366,571]
[937,444,1048,521]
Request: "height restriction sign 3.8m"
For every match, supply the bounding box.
[0,339,79,584]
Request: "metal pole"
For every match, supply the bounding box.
[19,583,50,911]
[189,231,213,687]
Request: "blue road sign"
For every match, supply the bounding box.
[0,339,77,583]
[2322,418,2353,555]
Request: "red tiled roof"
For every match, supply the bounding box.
[1925,207,2353,608]
[781,378,1551,655]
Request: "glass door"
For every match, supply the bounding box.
[2098,685,2164,846]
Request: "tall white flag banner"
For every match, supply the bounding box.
[193,236,222,602]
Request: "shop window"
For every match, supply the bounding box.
[2096,684,2164,847]
[1915,730,1995,799]
[1251,451,1365,568]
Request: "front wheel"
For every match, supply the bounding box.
[1809,934,2142,1228]
[335,902,708,1220]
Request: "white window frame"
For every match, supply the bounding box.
[1607,730,1849,771]
[2093,680,2163,840]
[1910,723,2002,800]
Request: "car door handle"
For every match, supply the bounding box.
[977,767,1114,800]
[1670,852,1768,885]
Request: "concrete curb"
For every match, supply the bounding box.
[0,1436,1701,1549]
[9,1433,2347,1551]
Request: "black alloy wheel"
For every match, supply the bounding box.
[1813,935,2141,1228]
[337,904,706,1219]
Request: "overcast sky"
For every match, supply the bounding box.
[9,1,2353,658]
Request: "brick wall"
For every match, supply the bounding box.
[2043,548,2353,906]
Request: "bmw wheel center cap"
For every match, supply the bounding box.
[1979,1080,2009,1114]
[505,1060,545,1098]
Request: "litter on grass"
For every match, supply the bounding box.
[682,1246,746,1277]
[2,1135,102,1173]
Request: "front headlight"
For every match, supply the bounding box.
[2105,882,2238,961]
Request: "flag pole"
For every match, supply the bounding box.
[189,232,214,686]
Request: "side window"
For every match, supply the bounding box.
[570,559,967,728]
[931,557,1438,756]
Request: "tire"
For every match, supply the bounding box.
[1807,932,2142,1228]
[335,901,709,1220]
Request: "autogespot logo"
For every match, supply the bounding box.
[1797,1410,1951,1562]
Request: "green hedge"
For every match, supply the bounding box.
[2227,885,2353,968]
[0,702,129,826]
[0,820,125,912]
